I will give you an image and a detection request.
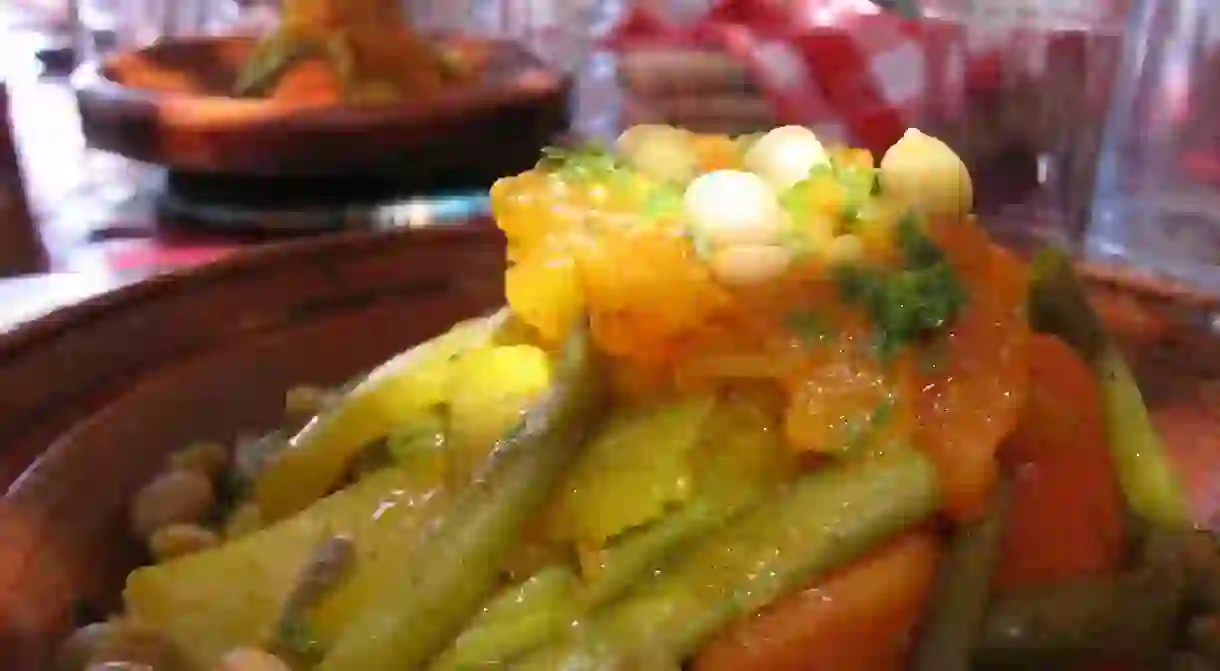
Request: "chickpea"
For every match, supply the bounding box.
[615,124,673,157]
[85,663,153,671]
[224,503,265,540]
[615,124,699,185]
[85,619,179,669]
[130,470,215,541]
[165,441,229,481]
[214,647,292,671]
[284,385,332,425]
[743,125,830,191]
[57,622,117,671]
[684,170,786,247]
[149,524,220,562]
[879,128,974,218]
[708,244,793,287]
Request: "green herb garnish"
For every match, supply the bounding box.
[835,213,966,360]
[537,143,621,181]
[779,164,834,224]
[839,395,896,455]
[786,310,830,345]
[837,165,877,221]
[643,184,684,221]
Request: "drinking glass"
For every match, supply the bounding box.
[1085,0,1220,292]
[918,0,1129,252]
[70,0,244,61]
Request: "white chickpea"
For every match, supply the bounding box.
[213,647,292,671]
[879,128,974,218]
[149,523,220,562]
[614,124,673,157]
[708,244,793,286]
[129,469,215,541]
[615,124,699,185]
[743,125,830,191]
[684,170,786,247]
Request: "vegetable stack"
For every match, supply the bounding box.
[59,123,1208,671]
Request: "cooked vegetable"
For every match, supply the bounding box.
[435,500,732,669]
[125,466,449,669]
[129,470,215,541]
[909,479,1010,671]
[431,566,578,669]
[975,568,1184,668]
[516,448,940,668]
[879,128,973,217]
[684,169,790,285]
[270,534,355,660]
[1029,249,1191,529]
[835,214,967,360]
[317,325,603,670]
[223,503,263,540]
[546,395,715,545]
[994,333,1126,592]
[437,392,788,667]
[65,619,182,670]
[689,391,796,509]
[616,124,700,184]
[693,531,939,671]
[165,441,230,481]
[744,125,831,191]
[58,622,121,671]
[253,311,505,521]
[444,343,553,484]
[283,385,336,429]
[1142,528,1220,612]
[148,524,220,562]
[87,662,159,671]
[914,221,1030,522]
[213,647,292,671]
[75,126,1217,671]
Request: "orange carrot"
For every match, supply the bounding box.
[692,532,940,671]
[993,333,1126,593]
[916,227,1031,521]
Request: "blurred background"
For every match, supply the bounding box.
[2,0,1220,318]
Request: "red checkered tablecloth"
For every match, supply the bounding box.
[607,0,1125,156]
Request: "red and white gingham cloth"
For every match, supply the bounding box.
[606,0,1124,156]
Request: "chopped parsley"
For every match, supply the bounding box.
[836,165,878,221]
[835,213,967,360]
[536,143,621,181]
[778,164,833,224]
[643,184,684,221]
[840,396,896,453]
[786,310,830,345]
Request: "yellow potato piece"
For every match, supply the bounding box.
[254,312,504,521]
[125,467,449,670]
[548,396,715,545]
[445,344,553,484]
[692,393,798,508]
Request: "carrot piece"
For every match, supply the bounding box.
[692,134,742,172]
[691,531,940,671]
[993,333,1126,594]
[916,226,1031,521]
